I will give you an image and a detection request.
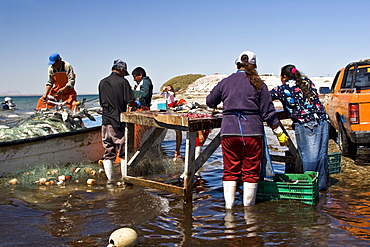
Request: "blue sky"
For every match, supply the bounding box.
[1,0,369,95]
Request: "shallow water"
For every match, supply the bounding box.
[1,130,370,246]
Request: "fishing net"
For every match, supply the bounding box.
[0,111,89,142]
[1,162,105,187]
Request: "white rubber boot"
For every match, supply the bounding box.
[223,181,237,209]
[103,159,114,182]
[243,182,258,207]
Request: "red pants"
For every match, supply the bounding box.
[221,136,262,183]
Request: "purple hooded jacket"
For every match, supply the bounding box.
[206,72,279,137]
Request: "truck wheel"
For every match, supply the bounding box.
[338,122,357,158]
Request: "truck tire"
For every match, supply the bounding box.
[338,121,357,159]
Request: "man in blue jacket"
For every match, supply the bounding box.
[132,67,153,110]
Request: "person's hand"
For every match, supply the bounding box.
[42,94,47,101]
[276,132,289,146]
[135,101,141,107]
[272,126,289,146]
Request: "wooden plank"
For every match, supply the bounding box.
[121,111,222,131]
[122,176,185,195]
[187,117,222,132]
[154,112,189,126]
[270,154,295,164]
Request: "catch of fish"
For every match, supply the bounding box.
[0,98,99,142]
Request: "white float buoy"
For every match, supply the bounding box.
[108,227,138,247]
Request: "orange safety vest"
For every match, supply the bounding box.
[36,72,77,110]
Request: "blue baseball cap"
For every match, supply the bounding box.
[48,53,61,65]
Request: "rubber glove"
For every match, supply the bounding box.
[135,101,141,107]
[272,126,289,146]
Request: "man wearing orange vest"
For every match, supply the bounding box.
[36,53,77,110]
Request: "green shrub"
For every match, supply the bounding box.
[161,74,205,92]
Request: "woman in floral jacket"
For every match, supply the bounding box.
[270,64,329,191]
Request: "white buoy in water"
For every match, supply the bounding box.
[107,227,137,247]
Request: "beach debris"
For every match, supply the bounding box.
[8,178,18,185]
[38,178,47,185]
[3,163,103,188]
[73,167,81,173]
[107,227,138,247]
[86,178,96,185]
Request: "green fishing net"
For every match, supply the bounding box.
[0,112,86,142]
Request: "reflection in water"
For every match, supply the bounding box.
[0,131,370,246]
[324,187,370,241]
[224,209,236,239]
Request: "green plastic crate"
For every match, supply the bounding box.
[257,171,319,205]
[328,152,342,174]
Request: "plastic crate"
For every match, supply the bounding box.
[328,152,342,174]
[257,171,319,205]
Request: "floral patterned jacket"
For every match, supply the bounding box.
[270,77,328,124]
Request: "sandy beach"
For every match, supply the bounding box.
[177,74,334,107]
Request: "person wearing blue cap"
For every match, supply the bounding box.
[36,53,78,110]
[99,59,137,187]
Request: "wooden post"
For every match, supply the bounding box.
[183,131,197,203]
[123,123,135,177]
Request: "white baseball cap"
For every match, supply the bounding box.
[235,51,257,65]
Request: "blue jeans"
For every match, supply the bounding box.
[293,120,329,190]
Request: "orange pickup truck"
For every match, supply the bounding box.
[322,61,370,158]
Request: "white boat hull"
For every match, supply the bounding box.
[0,126,104,175]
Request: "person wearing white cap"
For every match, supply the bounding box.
[36,53,78,111]
[99,59,137,187]
[206,50,288,209]
[2,97,16,110]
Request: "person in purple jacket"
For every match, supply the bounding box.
[206,51,288,209]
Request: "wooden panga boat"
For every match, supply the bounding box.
[0,125,104,176]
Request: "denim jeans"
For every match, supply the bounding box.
[293,120,329,190]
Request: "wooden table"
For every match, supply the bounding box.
[120,110,301,203]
